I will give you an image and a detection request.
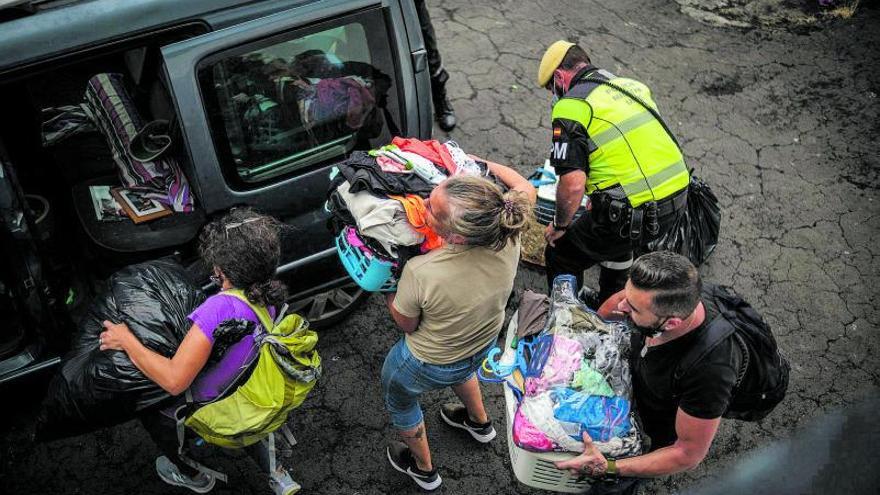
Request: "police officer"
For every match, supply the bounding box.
[539,41,690,304]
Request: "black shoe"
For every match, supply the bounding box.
[578,286,601,311]
[439,403,496,443]
[386,441,442,491]
[430,68,457,132]
[434,97,457,132]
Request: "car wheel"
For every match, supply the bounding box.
[286,282,369,329]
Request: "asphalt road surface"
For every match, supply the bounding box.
[2,1,878,494]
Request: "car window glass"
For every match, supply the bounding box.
[198,9,401,187]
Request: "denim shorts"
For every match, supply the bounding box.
[381,338,493,430]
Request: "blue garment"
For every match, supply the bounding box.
[381,338,492,429]
[552,388,631,442]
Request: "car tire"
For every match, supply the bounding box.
[285,282,369,329]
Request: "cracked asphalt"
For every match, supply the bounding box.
[2,1,878,494]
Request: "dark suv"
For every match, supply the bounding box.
[0,0,433,383]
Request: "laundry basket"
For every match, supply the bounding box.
[501,315,592,493]
[335,229,397,292]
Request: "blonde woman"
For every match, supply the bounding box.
[381,160,536,490]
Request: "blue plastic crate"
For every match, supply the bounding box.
[335,230,398,292]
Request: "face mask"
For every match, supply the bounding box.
[627,315,669,338]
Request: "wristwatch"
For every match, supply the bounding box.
[602,459,619,481]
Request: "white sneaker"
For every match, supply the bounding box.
[155,456,216,494]
[269,468,302,495]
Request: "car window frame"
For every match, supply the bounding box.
[194,6,405,191]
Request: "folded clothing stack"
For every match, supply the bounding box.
[327,137,492,291]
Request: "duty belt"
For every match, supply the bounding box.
[592,186,688,242]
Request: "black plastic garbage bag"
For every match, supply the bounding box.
[643,175,721,266]
[35,259,205,441]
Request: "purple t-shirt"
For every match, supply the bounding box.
[187,293,275,403]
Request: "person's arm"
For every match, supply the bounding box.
[555,408,721,478]
[100,321,212,396]
[385,292,420,334]
[597,288,627,320]
[544,113,590,246]
[553,170,586,227]
[470,156,537,205]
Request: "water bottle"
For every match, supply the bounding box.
[550,274,579,305]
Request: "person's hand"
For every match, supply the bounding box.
[554,432,608,477]
[597,290,627,320]
[99,321,135,352]
[544,223,566,247]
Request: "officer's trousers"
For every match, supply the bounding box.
[545,199,683,303]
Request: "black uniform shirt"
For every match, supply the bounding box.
[548,66,607,178]
[631,286,741,450]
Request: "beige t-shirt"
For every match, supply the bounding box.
[393,238,520,364]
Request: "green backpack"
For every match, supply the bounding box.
[182,290,321,449]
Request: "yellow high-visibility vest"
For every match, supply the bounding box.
[551,74,689,207]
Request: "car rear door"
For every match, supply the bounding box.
[160,0,428,294]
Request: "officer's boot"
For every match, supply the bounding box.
[431,68,457,132]
[598,266,630,306]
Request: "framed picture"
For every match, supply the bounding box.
[111,188,172,224]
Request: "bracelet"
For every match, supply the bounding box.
[552,220,569,231]
[603,459,618,481]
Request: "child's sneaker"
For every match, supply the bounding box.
[439,403,496,443]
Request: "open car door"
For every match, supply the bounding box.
[160,0,429,319]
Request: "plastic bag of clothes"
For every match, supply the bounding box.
[509,275,642,457]
[35,259,204,441]
[644,175,721,266]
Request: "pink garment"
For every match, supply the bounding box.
[512,406,557,452]
[345,226,378,259]
[315,77,375,129]
[376,155,409,173]
[391,137,458,175]
[524,335,584,396]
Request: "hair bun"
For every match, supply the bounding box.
[246,279,288,308]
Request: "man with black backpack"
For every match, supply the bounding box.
[555,251,789,489]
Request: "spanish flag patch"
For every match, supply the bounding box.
[552,126,562,138]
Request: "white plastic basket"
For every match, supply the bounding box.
[501,314,593,493]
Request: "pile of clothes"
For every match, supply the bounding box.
[484,277,642,458]
[42,73,194,212]
[327,137,493,289]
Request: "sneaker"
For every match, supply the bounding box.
[155,456,216,494]
[439,403,496,443]
[385,441,442,491]
[269,468,301,495]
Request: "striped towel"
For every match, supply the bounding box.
[85,73,193,212]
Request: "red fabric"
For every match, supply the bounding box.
[387,194,444,252]
[391,137,458,175]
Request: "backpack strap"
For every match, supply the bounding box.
[220,289,274,332]
[173,392,229,483]
[672,315,736,384]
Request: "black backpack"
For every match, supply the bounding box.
[673,285,790,422]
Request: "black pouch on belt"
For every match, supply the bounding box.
[608,199,626,224]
